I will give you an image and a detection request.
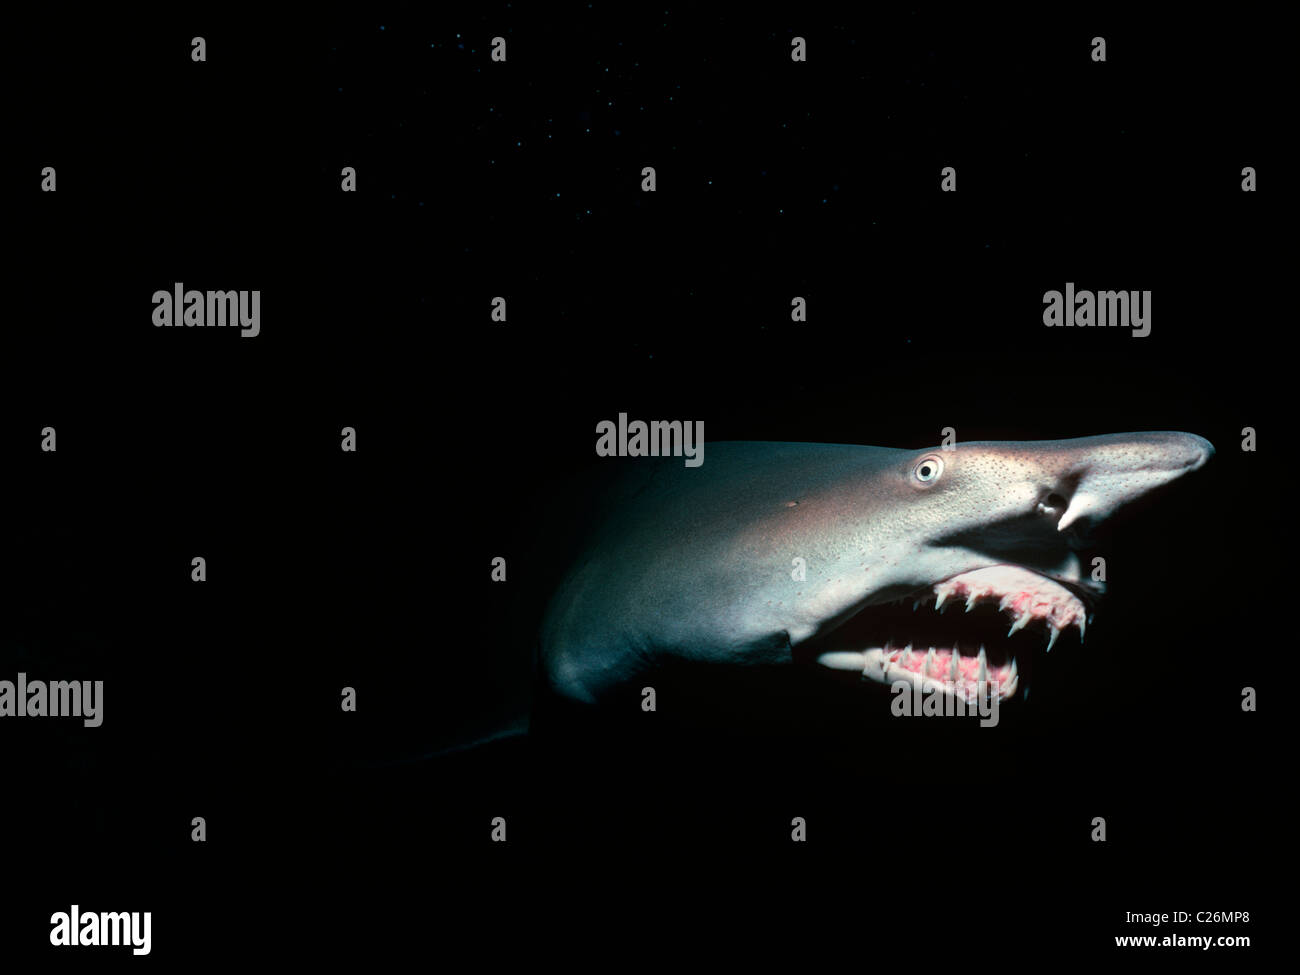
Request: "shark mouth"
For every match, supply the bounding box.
[808,565,1098,702]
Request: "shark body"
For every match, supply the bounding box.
[540,433,1213,705]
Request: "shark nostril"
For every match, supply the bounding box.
[1035,493,1072,523]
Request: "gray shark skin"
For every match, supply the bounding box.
[540,433,1213,705]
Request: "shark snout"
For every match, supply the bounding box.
[1120,431,1214,471]
[1184,433,1215,469]
[1051,431,1214,532]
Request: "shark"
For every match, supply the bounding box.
[539,432,1213,707]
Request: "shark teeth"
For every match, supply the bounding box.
[847,645,1020,701]
[930,565,1089,645]
[817,565,1095,701]
[1002,658,1020,697]
[1006,611,1032,637]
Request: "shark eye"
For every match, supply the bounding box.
[914,456,944,483]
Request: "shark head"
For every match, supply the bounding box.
[800,432,1214,701]
[540,432,1213,706]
